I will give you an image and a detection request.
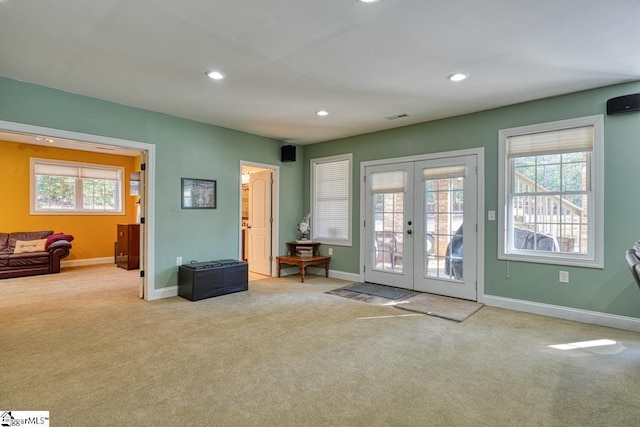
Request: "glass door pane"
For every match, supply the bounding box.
[424,176,465,281]
[373,192,404,273]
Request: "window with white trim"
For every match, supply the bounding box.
[311,154,352,245]
[31,158,124,214]
[498,115,604,268]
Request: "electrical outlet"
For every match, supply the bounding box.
[488,210,496,221]
[559,271,569,283]
[176,256,182,266]
[328,248,333,256]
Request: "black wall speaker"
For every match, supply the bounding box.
[607,93,640,115]
[281,145,296,162]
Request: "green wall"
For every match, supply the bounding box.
[3,75,639,319]
[0,76,304,290]
[304,81,640,318]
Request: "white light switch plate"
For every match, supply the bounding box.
[488,211,495,221]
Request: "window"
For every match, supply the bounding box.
[31,158,124,214]
[311,154,352,245]
[498,115,604,268]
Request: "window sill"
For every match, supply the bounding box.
[498,252,603,269]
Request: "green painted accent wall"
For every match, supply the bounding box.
[304,81,640,318]
[0,77,304,290]
[3,75,639,319]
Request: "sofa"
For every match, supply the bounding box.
[0,231,73,279]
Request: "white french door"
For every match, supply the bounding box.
[364,154,478,301]
[364,162,415,289]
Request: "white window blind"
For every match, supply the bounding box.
[371,170,405,193]
[507,126,593,158]
[422,164,466,180]
[311,154,352,245]
[35,162,120,180]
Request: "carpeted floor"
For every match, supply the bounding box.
[2,265,640,426]
[394,292,483,322]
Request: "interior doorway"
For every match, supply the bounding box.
[0,119,157,300]
[240,161,279,279]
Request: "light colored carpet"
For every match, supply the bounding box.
[1,265,640,426]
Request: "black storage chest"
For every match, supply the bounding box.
[178,259,248,301]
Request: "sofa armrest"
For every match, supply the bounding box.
[48,241,71,273]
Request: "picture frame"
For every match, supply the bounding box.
[181,178,217,209]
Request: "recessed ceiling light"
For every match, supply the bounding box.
[316,110,329,117]
[448,73,468,82]
[205,70,226,80]
[357,0,380,3]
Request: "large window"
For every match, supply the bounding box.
[311,154,352,245]
[31,158,124,214]
[498,115,604,268]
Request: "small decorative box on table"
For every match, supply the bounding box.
[178,259,248,301]
[277,242,331,282]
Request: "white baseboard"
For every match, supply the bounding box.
[279,266,359,283]
[278,266,300,277]
[153,285,178,300]
[62,257,112,268]
[483,295,640,333]
[151,268,357,300]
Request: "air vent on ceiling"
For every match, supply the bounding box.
[94,146,116,151]
[384,113,410,121]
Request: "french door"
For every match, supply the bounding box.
[364,154,478,300]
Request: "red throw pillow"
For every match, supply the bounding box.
[45,233,74,249]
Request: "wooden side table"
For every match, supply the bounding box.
[277,255,331,282]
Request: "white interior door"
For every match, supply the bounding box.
[248,170,272,275]
[364,154,478,300]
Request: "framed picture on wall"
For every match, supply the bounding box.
[181,178,217,209]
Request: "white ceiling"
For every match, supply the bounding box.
[0,0,639,146]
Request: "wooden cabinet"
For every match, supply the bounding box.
[116,224,140,270]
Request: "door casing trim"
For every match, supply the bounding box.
[0,119,157,300]
[239,160,280,277]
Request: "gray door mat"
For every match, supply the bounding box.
[342,282,413,300]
